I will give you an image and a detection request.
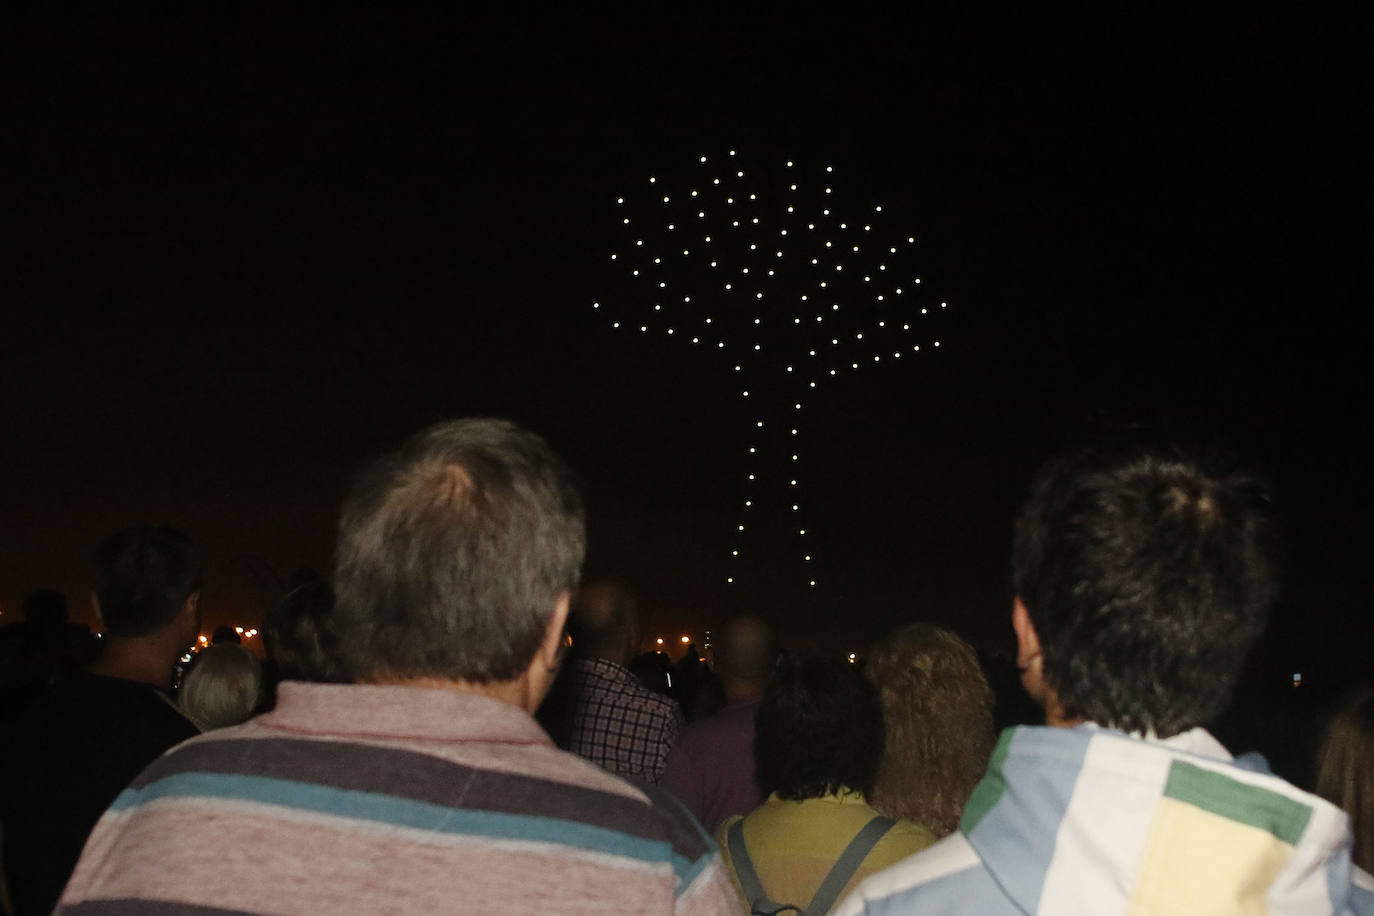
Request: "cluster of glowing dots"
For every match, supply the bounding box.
[597,151,949,590]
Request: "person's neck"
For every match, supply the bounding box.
[370,674,538,713]
[88,637,177,690]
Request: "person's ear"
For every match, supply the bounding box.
[539,591,572,673]
[1012,596,1047,702]
[1012,596,1040,668]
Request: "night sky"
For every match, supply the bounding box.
[4,9,1370,690]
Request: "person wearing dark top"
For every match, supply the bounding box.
[0,526,201,916]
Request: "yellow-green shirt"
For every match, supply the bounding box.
[715,789,936,914]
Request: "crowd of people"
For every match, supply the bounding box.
[2,417,1372,914]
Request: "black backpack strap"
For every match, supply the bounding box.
[804,816,896,915]
[726,819,801,915]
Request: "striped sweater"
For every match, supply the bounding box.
[57,682,738,915]
[835,725,1374,915]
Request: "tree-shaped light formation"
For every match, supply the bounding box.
[595,151,949,591]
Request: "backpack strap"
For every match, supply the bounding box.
[804,816,896,915]
[726,820,802,915]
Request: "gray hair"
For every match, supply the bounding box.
[179,644,263,730]
[332,418,586,683]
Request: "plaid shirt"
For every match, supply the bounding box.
[567,657,683,785]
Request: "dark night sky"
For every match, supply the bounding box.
[3,8,1370,685]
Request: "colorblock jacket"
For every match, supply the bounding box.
[835,724,1374,915]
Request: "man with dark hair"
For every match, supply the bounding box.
[561,578,684,785]
[838,443,1374,915]
[1,526,201,916]
[58,419,735,914]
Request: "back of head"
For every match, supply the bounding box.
[331,418,586,684]
[865,624,995,836]
[179,644,263,730]
[755,656,884,800]
[1012,441,1282,736]
[263,577,342,682]
[94,526,201,638]
[715,615,776,681]
[1315,686,1374,873]
[568,578,638,664]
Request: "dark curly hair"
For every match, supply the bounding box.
[1013,440,1282,737]
[755,656,885,800]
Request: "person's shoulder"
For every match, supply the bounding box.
[834,832,998,916]
[878,816,939,856]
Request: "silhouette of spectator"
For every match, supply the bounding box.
[56,418,735,914]
[178,643,263,730]
[210,624,241,645]
[0,526,200,916]
[1316,686,1374,874]
[864,623,996,837]
[0,589,98,688]
[561,579,683,785]
[662,615,775,831]
[260,575,341,697]
[628,649,675,697]
[837,441,1374,915]
[717,656,935,914]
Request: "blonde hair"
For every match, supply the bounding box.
[1315,686,1374,873]
[180,644,263,731]
[865,624,996,836]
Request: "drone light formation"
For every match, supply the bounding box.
[598,151,950,592]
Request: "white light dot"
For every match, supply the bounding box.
[737,170,744,177]
[649,177,656,183]
[743,390,749,396]
[623,218,630,224]
[756,421,764,427]
[592,302,599,309]
[727,577,734,583]
[662,196,670,203]
[934,341,941,347]
[613,321,620,328]
[617,197,624,204]
[792,505,799,511]
[700,155,707,162]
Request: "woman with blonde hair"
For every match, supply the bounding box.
[1315,685,1374,874]
[864,623,996,837]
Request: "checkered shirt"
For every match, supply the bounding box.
[567,657,683,785]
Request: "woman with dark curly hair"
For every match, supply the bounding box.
[716,657,935,914]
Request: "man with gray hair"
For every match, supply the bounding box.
[58,419,736,914]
